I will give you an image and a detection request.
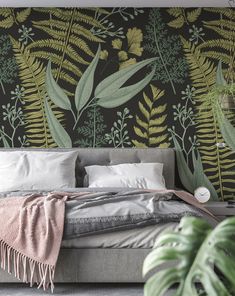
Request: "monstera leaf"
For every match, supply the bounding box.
[143,216,235,296]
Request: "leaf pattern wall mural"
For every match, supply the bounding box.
[0,7,234,200]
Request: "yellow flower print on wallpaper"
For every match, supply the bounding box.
[111,27,143,69]
[126,27,143,56]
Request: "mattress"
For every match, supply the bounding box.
[61,222,177,249]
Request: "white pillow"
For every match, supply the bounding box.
[85,163,166,190]
[0,150,78,191]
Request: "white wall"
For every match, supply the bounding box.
[0,0,233,7]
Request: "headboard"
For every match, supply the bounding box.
[0,148,175,189]
[75,148,175,189]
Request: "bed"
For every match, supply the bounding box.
[0,147,213,284]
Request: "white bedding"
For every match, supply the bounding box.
[61,223,177,249]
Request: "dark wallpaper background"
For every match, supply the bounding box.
[0,7,234,200]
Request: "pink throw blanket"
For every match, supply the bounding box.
[0,192,69,292]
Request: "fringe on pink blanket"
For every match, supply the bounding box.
[0,239,55,291]
[0,192,78,293]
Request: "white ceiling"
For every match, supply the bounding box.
[0,0,233,7]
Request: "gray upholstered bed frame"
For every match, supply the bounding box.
[0,148,175,283]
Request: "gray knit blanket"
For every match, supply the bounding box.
[63,190,217,239]
[0,189,217,240]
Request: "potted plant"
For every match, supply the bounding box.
[143,216,235,296]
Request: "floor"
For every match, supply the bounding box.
[0,284,144,296]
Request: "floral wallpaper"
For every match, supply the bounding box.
[0,8,235,201]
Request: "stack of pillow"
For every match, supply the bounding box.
[0,150,166,191]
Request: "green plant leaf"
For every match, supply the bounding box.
[46,60,71,110]
[144,268,181,296]
[216,60,227,87]
[172,135,194,193]
[11,37,59,148]
[181,36,235,200]
[29,8,103,88]
[75,44,100,112]
[192,150,219,201]
[94,57,157,99]
[97,66,155,108]
[216,108,235,151]
[143,216,235,296]
[145,9,189,94]
[44,98,72,148]
[132,84,169,148]
[0,133,10,147]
